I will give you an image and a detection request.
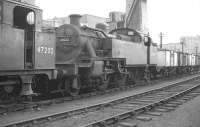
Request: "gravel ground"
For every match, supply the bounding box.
[121,93,200,127]
[38,107,128,127]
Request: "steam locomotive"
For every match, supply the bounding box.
[0,0,56,101]
[51,14,155,96]
[0,0,199,102]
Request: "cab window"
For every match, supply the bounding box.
[13,6,35,29]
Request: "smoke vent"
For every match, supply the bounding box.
[69,14,82,27]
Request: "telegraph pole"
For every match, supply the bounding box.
[195,46,198,64]
[180,41,184,53]
[195,46,198,56]
[159,32,163,49]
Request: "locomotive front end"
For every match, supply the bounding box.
[54,14,128,95]
[56,15,85,64]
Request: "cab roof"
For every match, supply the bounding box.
[2,0,41,10]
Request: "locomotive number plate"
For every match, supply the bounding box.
[37,46,54,55]
[60,38,70,42]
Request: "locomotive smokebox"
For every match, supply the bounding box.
[69,14,82,27]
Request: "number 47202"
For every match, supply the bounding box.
[37,46,54,55]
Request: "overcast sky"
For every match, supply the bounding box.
[36,0,200,44]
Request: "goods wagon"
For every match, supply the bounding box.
[157,48,200,76]
[157,49,178,67]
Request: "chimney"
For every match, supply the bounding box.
[69,14,82,27]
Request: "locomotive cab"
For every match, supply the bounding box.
[13,6,35,69]
[0,0,56,101]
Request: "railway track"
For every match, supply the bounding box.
[0,74,192,115]
[1,74,200,127]
[89,80,200,127]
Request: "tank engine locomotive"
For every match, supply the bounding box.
[54,15,128,96]
[0,0,55,101]
[53,15,158,96]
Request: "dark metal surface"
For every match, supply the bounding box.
[0,0,55,75]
